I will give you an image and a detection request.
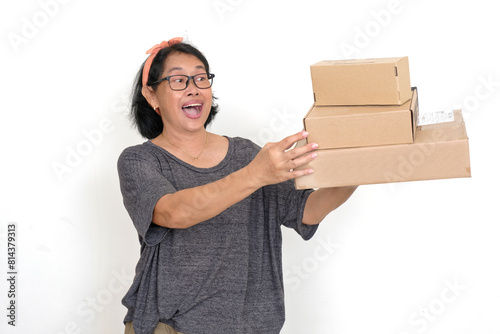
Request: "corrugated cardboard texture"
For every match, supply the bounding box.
[304,88,418,149]
[311,56,412,106]
[295,110,471,189]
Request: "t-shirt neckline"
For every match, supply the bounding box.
[145,136,233,173]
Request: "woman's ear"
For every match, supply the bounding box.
[142,86,159,114]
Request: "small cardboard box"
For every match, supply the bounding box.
[295,110,471,189]
[311,57,412,106]
[304,87,419,149]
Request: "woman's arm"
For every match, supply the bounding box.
[152,131,318,229]
[302,186,358,225]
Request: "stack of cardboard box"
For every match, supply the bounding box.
[295,57,471,189]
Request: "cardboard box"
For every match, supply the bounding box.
[295,110,471,189]
[304,87,419,149]
[311,57,412,106]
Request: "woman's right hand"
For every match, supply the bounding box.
[245,131,319,188]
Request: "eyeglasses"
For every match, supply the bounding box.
[151,73,215,91]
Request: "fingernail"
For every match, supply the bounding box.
[311,153,318,159]
[302,131,309,137]
[311,143,319,149]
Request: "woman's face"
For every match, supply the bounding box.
[150,51,213,135]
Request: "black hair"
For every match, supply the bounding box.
[130,43,219,139]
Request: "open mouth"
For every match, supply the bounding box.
[182,103,203,119]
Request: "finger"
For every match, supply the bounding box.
[288,151,318,170]
[279,131,309,151]
[285,142,318,161]
[289,167,314,179]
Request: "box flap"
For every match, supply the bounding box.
[410,87,418,140]
[307,88,415,118]
[302,105,315,133]
[313,57,407,67]
[396,57,412,103]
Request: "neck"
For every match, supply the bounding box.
[161,129,209,160]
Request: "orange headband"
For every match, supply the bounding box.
[142,37,184,87]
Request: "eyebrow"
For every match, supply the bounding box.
[167,65,206,74]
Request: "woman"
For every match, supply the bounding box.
[118,38,357,334]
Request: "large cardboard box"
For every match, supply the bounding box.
[311,57,412,106]
[295,110,471,189]
[304,87,419,149]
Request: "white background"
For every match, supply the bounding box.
[1,0,499,333]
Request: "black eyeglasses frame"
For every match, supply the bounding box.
[150,73,215,90]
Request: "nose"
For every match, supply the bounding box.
[185,77,200,95]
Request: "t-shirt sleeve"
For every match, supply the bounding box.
[117,146,176,246]
[276,180,318,240]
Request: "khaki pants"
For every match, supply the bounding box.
[125,322,184,334]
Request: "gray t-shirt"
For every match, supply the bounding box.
[117,136,318,334]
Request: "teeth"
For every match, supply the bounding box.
[183,104,202,108]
